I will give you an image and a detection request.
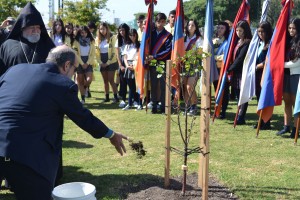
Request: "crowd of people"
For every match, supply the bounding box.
[0,1,300,199]
[0,3,127,200]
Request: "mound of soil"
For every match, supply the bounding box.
[124,173,239,200]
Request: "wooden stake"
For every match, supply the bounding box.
[256,111,263,138]
[164,60,172,188]
[233,106,240,128]
[294,116,300,145]
[198,57,210,200]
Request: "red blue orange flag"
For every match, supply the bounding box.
[238,0,270,106]
[136,0,155,99]
[214,0,250,118]
[257,0,293,122]
[171,0,185,89]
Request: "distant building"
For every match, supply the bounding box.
[114,18,121,27]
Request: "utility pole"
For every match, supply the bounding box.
[49,0,54,23]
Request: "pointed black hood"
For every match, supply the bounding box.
[7,2,54,46]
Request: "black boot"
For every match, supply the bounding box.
[290,127,297,138]
[276,125,290,135]
[113,93,119,103]
[102,94,110,103]
[261,120,271,130]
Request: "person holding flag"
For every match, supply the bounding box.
[278,18,300,137]
[226,20,252,125]
[213,21,230,119]
[253,21,273,130]
[213,0,250,120]
[147,13,172,114]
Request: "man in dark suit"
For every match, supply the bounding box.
[0,45,127,200]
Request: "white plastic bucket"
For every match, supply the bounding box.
[52,182,96,200]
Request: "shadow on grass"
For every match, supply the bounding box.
[0,193,15,200]
[233,186,300,199]
[63,140,94,149]
[59,166,196,199]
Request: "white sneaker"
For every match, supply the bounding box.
[133,101,138,108]
[122,104,130,110]
[80,100,85,104]
[119,100,126,108]
[147,101,153,109]
[136,105,142,111]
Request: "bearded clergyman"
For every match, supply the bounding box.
[0,2,55,76]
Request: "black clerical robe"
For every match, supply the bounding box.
[0,37,54,76]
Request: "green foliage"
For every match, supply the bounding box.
[0,0,36,20]
[153,48,208,78]
[183,0,261,27]
[59,0,107,26]
[1,72,300,199]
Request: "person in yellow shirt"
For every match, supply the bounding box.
[95,22,119,103]
[73,26,96,104]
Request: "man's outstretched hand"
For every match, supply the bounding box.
[109,132,128,156]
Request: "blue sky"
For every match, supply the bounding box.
[35,0,189,24]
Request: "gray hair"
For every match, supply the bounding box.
[46,46,76,68]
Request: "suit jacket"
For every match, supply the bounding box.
[0,63,111,185]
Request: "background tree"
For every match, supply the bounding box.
[59,0,107,26]
[182,0,292,28]
[0,0,36,20]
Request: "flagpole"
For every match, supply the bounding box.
[294,116,300,145]
[145,0,154,114]
[233,106,240,128]
[256,110,263,138]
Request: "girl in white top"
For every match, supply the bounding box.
[115,23,131,108]
[73,26,96,104]
[95,22,119,103]
[280,18,300,137]
[51,18,71,47]
[122,29,140,110]
[183,19,203,115]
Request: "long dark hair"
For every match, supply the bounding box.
[117,23,130,47]
[289,18,300,59]
[65,22,75,45]
[184,19,201,42]
[218,21,230,40]
[128,29,140,50]
[236,20,252,40]
[52,18,67,43]
[75,25,95,42]
[257,21,273,44]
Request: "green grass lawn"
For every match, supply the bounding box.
[1,70,300,200]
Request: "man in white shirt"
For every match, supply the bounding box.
[164,10,176,35]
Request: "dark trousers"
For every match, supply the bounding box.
[235,88,248,121]
[126,78,138,106]
[119,70,128,101]
[0,157,53,200]
[149,66,166,110]
[221,81,230,116]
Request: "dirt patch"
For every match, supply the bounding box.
[123,173,238,200]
